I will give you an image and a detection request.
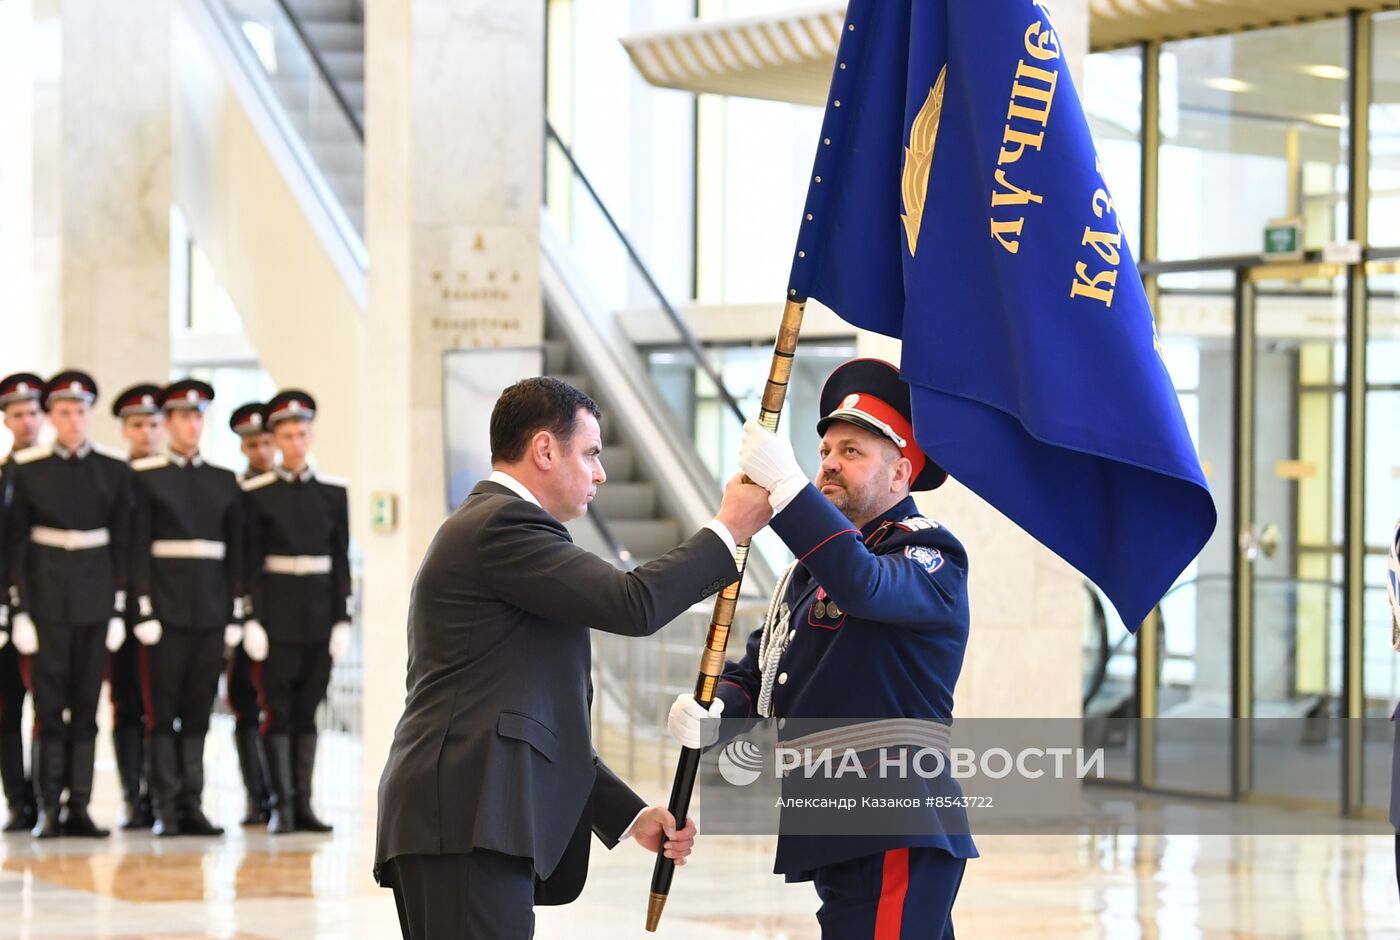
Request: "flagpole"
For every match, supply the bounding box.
[645,295,807,932]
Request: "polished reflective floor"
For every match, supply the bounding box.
[2,719,1399,938]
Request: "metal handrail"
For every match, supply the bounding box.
[274,0,364,140]
[544,121,747,425]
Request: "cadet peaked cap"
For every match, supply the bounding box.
[0,373,44,409]
[264,389,316,428]
[111,383,162,418]
[229,401,268,437]
[160,379,215,412]
[43,370,98,410]
[816,358,947,491]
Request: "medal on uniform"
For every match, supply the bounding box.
[827,602,841,619]
[814,600,827,619]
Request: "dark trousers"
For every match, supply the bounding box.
[380,851,536,940]
[812,848,965,939]
[109,635,145,731]
[0,643,27,735]
[226,645,262,731]
[141,628,225,738]
[30,621,106,745]
[259,640,332,736]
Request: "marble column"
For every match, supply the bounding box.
[857,0,1091,721]
[58,1,172,440]
[361,0,546,809]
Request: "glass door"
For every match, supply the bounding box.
[1246,265,1349,808]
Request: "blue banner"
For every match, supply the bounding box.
[788,0,1216,629]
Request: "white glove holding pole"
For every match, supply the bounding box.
[739,420,809,515]
[11,613,38,655]
[328,621,352,659]
[133,619,163,646]
[667,693,725,750]
[224,624,244,649]
[105,617,126,653]
[243,619,269,662]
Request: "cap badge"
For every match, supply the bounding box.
[842,394,860,410]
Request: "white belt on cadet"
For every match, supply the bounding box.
[151,539,226,560]
[30,525,110,551]
[781,717,953,756]
[264,554,332,576]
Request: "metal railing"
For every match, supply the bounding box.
[273,0,363,140]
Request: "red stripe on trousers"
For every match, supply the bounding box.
[138,645,156,735]
[874,848,910,940]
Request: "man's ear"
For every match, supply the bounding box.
[891,455,913,492]
[531,430,555,470]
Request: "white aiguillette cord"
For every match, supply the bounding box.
[757,561,799,719]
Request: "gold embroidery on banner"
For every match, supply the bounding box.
[901,65,947,257]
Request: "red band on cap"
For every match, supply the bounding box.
[843,394,927,479]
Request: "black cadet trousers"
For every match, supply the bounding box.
[141,627,225,738]
[30,621,106,745]
[259,640,332,735]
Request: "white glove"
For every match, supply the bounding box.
[133,619,163,646]
[0,630,8,651]
[11,613,38,655]
[243,619,269,662]
[105,617,126,653]
[667,693,725,750]
[739,420,808,514]
[328,621,352,658]
[224,624,244,648]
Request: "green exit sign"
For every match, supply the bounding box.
[1263,218,1303,259]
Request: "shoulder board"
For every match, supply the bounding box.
[14,444,52,465]
[314,472,348,489]
[132,455,169,472]
[241,471,278,492]
[895,515,940,532]
[92,442,127,461]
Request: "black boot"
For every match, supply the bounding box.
[235,725,269,825]
[292,733,332,833]
[30,737,62,839]
[113,727,151,830]
[61,737,109,838]
[260,734,297,835]
[148,733,182,838]
[0,731,34,832]
[176,732,223,837]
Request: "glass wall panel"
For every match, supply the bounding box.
[1158,21,1348,261]
[1363,264,1400,813]
[1084,47,1143,253]
[1372,12,1400,246]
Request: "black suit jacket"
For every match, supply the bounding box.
[374,480,736,902]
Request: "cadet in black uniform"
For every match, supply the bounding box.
[6,371,130,838]
[109,383,164,830]
[241,390,349,834]
[130,380,245,838]
[227,401,273,825]
[0,372,45,832]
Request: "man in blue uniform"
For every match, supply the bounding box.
[669,358,976,939]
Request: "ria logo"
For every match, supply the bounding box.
[717,740,764,787]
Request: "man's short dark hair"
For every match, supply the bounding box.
[490,377,601,464]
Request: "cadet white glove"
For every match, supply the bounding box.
[224,624,244,649]
[11,613,38,655]
[133,619,163,646]
[667,693,725,750]
[243,619,269,662]
[328,621,352,659]
[105,617,126,653]
[739,420,809,515]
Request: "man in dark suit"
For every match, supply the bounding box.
[374,376,772,939]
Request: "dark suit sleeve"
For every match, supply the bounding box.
[477,501,737,637]
[331,485,350,622]
[589,757,647,849]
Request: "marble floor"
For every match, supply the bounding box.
[2,723,1399,939]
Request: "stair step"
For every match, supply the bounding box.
[542,338,571,374]
[551,372,588,395]
[337,80,365,112]
[605,518,682,561]
[287,0,360,22]
[601,444,635,481]
[320,49,364,82]
[302,21,364,52]
[591,482,657,521]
